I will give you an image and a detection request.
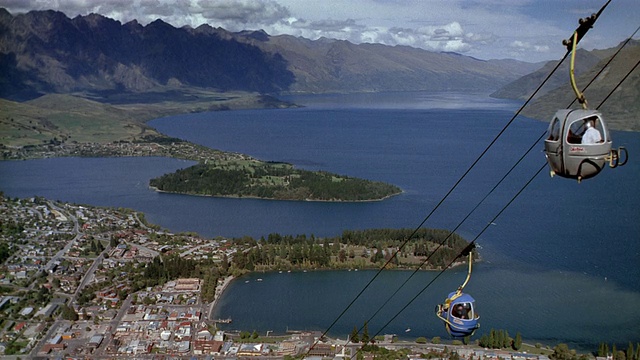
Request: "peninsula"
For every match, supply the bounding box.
[1,92,402,202]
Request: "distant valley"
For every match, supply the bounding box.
[0,6,638,143]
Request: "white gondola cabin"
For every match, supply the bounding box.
[544,109,612,181]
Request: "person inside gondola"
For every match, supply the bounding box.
[581,118,602,144]
[453,304,468,319]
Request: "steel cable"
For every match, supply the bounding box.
[308,0,616,354]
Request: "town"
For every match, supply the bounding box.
[0,136,250,163]
[0,194,604,359]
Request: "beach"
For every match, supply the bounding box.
[208,275,235,320]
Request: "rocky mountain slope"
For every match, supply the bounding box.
[492,40,640,131]
[0,8,539,102]
[228,30,541,94]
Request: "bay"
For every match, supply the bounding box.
[1,91,638,347]
[216,268,640,348]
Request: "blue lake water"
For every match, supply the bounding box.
[1,92,638,347]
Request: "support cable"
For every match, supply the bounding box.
[312,39,570,349]
[308,0,614,353]
[350,24,639,360]
[350,162,549,360]
[568,25,640,109]
[356,23,640,334]
[596,58,640,110]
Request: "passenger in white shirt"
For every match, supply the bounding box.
[582,119,602,144]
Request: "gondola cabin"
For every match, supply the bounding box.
[436,292,480,338]
[544,109,612,181]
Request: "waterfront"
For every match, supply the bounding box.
[212,268,640,347]
[1,92,639,347]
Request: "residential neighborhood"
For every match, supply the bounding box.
[0,195,599,359]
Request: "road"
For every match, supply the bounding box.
[94,293,134,357]
[42,201,82,273]
[30,201,109,356]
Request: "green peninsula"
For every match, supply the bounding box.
[149,160,402,201]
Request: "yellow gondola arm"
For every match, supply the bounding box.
[439,248,475,314]
[569,31,588,109]
[457,252,473,294]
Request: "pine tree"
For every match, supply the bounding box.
[489,329,496,349]
[60,304,79,321]
[478,334,489,348]
[599,343,607,357]
[497,330,505,349]
[350,326,359,343]
[361,321,370,344]
[513,332,522,351]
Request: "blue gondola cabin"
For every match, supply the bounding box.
[436,292,480,338]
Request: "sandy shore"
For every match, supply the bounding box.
[208,275,235,319]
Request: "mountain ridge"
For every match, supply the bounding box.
[0,8,539,102]
[492,39,640,131]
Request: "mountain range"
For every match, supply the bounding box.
[491,39,640,131]
[0,8,539,102]
[0,8,637,132]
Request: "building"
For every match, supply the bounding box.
[174,278,201,292]
[307,343,335,357]
[237,343,264,357]
[193,340,224,355]
[88,334,104,349]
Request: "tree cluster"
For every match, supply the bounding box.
[200,267,224,303]
[0,241,15,264]
[477,329,522,350]
[143,254,219,289]
[149,161,401,201]
[228,228,471,272]
[84,239,105,256]
[0,219,24,237]
[598,342,640,360]
[239,330,260,340]
[350,321,371,344]
[59,304,79,321]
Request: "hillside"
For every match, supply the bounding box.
[0,8,539,102]
[0,9,294,101]
[489,49,602,100]
[492,40,640,131]
[0,91,294,147]
[228,31,542,94]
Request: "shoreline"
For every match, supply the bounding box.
[209,275,235,320]
[150,185,404,203]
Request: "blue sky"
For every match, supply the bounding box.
[1,0,638,63]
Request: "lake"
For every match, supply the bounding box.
[1,91,638,347]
